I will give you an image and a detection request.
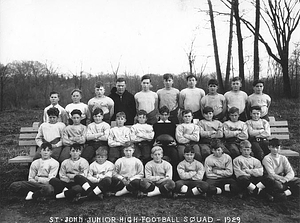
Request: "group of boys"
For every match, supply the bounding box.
[9,74,299,203]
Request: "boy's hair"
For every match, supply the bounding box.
[50,91,59,97]
[40,142,53,150]
[116,111,126,119]
[269,138,280,147]
[71,109,82,116]
[47,107,59,117]
[240,140,251,148]
[116,77,126,83]
[163,73,173,80]
[93,108,104,116]
[71,88,82,95]
[71,143,82,151]
[123,143,134,150]
[208,79,218,86]
[95,81,104,88]
[159,106,170,115]
[203,106,214,114]
[250,106,261,112]
[182,109,192,116]
[252,79,264,86]
[141,74,151,82]
[231,77,242,82]
[184,145,195,154]
[228,107,239,114]
[95,148,108,156]
[186,74,197,81]
[210,139,223,150]
[151,146,163,154]
[137,110,147,117]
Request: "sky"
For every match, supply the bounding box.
[1,0,299,77]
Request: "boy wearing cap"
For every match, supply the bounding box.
[201,79,226,121]
[262,138,300,201]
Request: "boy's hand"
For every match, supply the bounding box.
[122,177,130,185]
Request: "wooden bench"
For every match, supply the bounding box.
[8,122,39,164]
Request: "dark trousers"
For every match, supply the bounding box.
[206,177,240,195]
[133,141,152,165]
[49,178,83,199]
[81,141,108,163]
[236,175,264,191]
[74,175,111,197]
[175,180,209,195]
[249,138,269,161]
[111,177,154,193]
[9,181,54,197]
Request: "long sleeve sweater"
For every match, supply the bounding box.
[130,123,154,142]
[108,126,131,147]
[223,120,248,140]
[198,119,223,139]
[86,122,110,141]
[176,123,200,144]
[35,122,66,147]
[87,160,115,183]
[113,157,144,181]
[177,159,205,181]
[233,155,263,178]
[205,153,233,179]
[63,124,87,146]
[145,160,173,182]
[59,157,89,183]
[28,158,59,184]
[246,119,270,138]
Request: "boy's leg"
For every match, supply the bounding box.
[192,143,202,162]
[49,178,68,195]
[51,147,63,161]
[170,108,179,124]
[59,146,71,163]
[140,141,152,165]
[157,180,175,195]
[133,143,142,160]
[199,144,211,162]
[177,145,185,161]
[81,145,96,163]
[225,143,240,159]
[162,145,179,181]
[108,146,123,163]
[206,179,223,195]
[110,176,125,193]
[239,111,247,122]
[189,180,209,196]
[249,141,264,161]
[259,140,270,157]
[286,177,300,196]
[33,147,41,161]
[174,180,189,194]
[9,181,42,195]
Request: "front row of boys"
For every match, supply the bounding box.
[10,137,300,202]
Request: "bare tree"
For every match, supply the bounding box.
[186,38,197,76]
[253,0,260,80]
[0,64,11,111]
[225,3,234,90]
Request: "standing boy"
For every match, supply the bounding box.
[134,74,158,125]
[201,79,226,121]
[179,74,205,121]
[9,142,59,200]
[130,110,154,164]
[108,112,131,163]
[157,73,180,124]
[224,77,248,121]
[43,91,68,125]
[246,106,270,161]
[88,82,114,123]
[247,79,271,121]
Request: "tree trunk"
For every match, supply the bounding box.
[225,4,234,91]
[253,0,260,80]
[281,52,292,98]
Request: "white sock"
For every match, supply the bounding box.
[25,191,34,200]
[224,184,230,192]
[191,187,200,195]
[256,182,265,189]
[56,190,67,199]
[180,185,188,193]
[115,187,130,196]
[93,186,102,195]
[82,182,90,191]
[216,187,222,194]
[247,183,256,191]
[147,186,161,197]
[284,189,292,196]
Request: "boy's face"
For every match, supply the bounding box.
[40,147,52,160]
[229,112,239,122]
[250,109,261,121]
[116,116,126,126]
[151,150,163,163]
[159,112,170,122]
[48,115,58,124]
[163,78,173,89]
[269,145,280,156]
[70,148,81,160]
[116,81,126,95]
[95,154,107,164]
[208,84,218,94]
[212,147,223,158]
[95,86,105,97]
[124,147,134,158]
[71,114,81,125]
[203,111,213,121]
[231,81,242,91]
[71,91,82,103]
[93,113,104,124]
[253,83,264,94]
[50,93,59,105]
[241,145,252,158]
[137,115,147,124]
[184,152,195,162]
[183,112,193,124]
[187,77,196,88]
[141,79,151,91]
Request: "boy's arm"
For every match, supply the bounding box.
[103,163,114,178]
[59,162,71,183]
[129,160,144,181]
[246,121,263,137]
[61,109,69,126]
[77,126,87,144]
[79,159,90,178]
[198,122,214,138]
[134,95,140,113]
[38,161,59,184]
[192,162,205,180]
[109,102,114,119]
[175,125,188,144]
[178,92,184,110]
[28,161,39,183]
[238,122,248,140]
[214,122,224,138]
[223,122,238,138]
[62,128,73,146]
[87,166,99,183]
[108,129,122,147]
[142,126,155,140]
[43,108,47,123]
[177,162,196,180]
[258,120,271,138]
[145,163,160,182]
[184,125,200,142]
[233,158,249,178]
[282,157,295,182]
[213,156,233,177]
[129,126,137,142]
[247,159,263,177]
[98,124,110,141]
[35,125,44,147]
[205,159,218,179]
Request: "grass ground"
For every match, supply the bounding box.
[0,99,299,223]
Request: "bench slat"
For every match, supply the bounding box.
[269,134,289,140]
[19,140,37,146]
[270,127,289,133]
[8,156,33,163]
[20,127,38,133]
[269,121,288,127]
[19,133,38,139]
[279,149,299,157]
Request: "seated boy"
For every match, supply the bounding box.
[262,138,300,201]
[176,109,201,162]
[145,146,175,197]
[71,148,115,202]
[198,106,224,162]
[108,112,131,163]
[62,109,87,162]
[205,139,239,195]
[111,145,153,197]
[246,106,270,161]
[9,142,59,200]
[223,107,248,159]
[233,140,264,198]
[49,144,89,201]
[174,146,209,197]
[82,108,110,163]
[35,107,66,161]
[130,110,154,164]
